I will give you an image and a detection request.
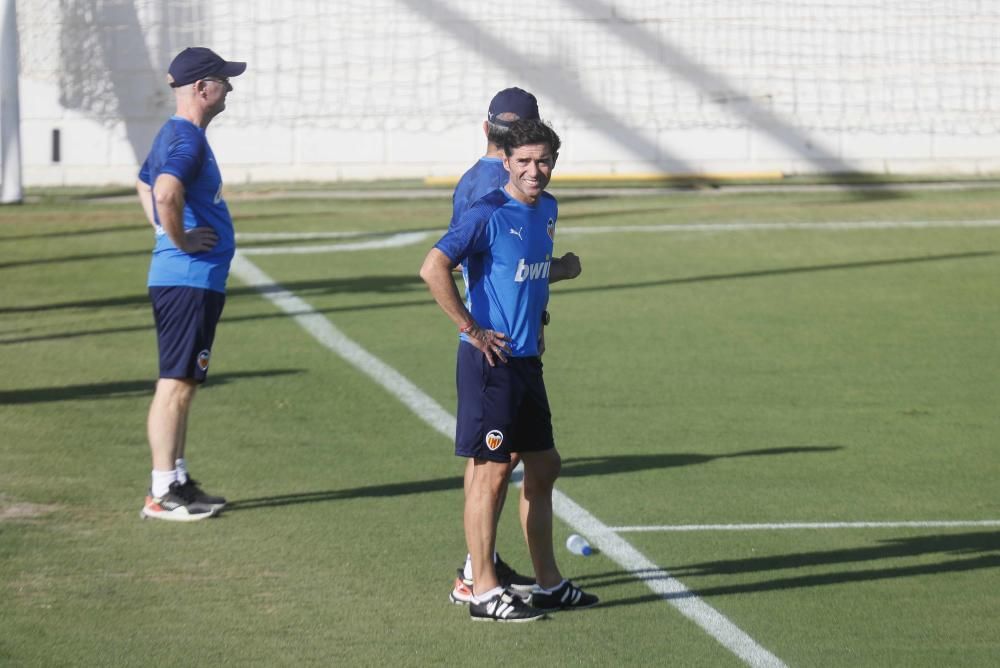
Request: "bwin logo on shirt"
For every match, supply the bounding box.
[514,257,551,283]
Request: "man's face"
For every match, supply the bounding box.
[200,76,232,115]
[503,143,555,205]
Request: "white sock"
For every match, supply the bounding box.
[151,469,176,498]
[472,586,504,604]
[534,579,567,594]
[463,551,500,580]
[463,554,473,580]
[175,458,189,485]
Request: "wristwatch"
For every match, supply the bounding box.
[541,310,550,326]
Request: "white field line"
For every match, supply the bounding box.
[238,231,431,255]
[558,219,1000,235]
[237,231,369,241]
[230,253,787,668]
[233,219,1000,256]
[612,520,1000,532]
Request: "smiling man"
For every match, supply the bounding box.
[420,119,597,622]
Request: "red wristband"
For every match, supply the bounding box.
[459,320,475,334]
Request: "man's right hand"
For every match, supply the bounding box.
[466,323,511,367]
[181,226,219,253]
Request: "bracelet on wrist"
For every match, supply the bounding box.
[459,320,475,334]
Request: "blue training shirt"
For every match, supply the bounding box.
[140,116,235,293]
[449,156,508,229]
[435,188,557,357]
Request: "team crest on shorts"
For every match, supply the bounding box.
[547,218,555,241]
[485,429,504,451]
[197,349,211,371]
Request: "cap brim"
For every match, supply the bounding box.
[217,61,247,78]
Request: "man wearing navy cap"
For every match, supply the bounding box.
[135,47,246,521]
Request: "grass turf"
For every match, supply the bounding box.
[1,184,998,666]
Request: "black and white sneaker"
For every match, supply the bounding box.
[495,553,535,598]
[178,477,227,511]
[140,482,216,522]
[469,590,547,623]
[530,580,599,611]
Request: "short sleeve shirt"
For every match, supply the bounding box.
[140,116,235,293]
[434,188,557,357]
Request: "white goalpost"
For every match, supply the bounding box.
[0,0,22,203]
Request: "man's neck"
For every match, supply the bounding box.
[174,102,214,129]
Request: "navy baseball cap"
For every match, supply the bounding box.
[487,88,539,127]
[168,47,246,87]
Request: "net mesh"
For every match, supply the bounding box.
[17,0,1000,135]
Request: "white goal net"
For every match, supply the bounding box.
[17,0,1000,136]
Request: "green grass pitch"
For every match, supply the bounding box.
[1,184,998,666]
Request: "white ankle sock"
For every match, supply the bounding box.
[151,469,176,498]
[174,458,189,484]
[535,579,567,594]
[463,554,473,580]
[463,551,500,580]
[472,586,504,604]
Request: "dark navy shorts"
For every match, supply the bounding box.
[455,341,554,463]
[150,286,226,382]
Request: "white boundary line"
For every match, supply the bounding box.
[231,219,1000,256]
[236,231,369,241]
[559,219,1000,234]
[238,231,431,255]
[612,521,1000,532]
[230,253,787,668]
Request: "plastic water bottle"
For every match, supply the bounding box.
[566,534,593,556]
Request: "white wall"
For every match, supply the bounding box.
[14,0,1000,187]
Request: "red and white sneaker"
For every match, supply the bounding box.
[449,569,475,605]
[140,482,217,522]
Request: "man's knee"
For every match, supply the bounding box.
[522,448,561,491]
[469,458,512,494]
[155,378,198,406]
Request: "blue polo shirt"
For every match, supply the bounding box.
[450,156,508,229]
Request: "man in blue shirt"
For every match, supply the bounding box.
[445,89,582,606]
[135,47,246,521]
[421,119,597,622]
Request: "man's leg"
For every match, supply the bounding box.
[141,378,217,521]
[518,447,563,589]
[147,378,198,473]
[465,457,510,597]
[464,453,520,521]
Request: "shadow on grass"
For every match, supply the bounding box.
[573,531,1000,609]
[0,224,140,242]
[559,446,842,478]
[226,445,839,512]
[558,250,997,298]
[0,248,151,271]
[0,275,423,315]
[0,369,303,405]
